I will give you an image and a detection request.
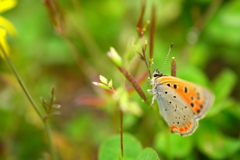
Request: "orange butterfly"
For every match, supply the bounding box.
[150,69,214,136]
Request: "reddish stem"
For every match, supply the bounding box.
[171,57,176,77]
[137,0,146,38]
[118,67,147,102]
[149,4,156,60]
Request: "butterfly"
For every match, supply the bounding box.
[150,69,214,136]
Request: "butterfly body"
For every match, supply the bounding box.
[150,69,214,136]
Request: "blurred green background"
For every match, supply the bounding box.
[0,0,240,159]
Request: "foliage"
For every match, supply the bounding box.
[99,133,160,160]
[0,0,240,160]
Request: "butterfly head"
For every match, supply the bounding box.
[153,69,163,78]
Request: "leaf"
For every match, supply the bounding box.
[177,65,209,86]
[115,87,143,116]
[196,121,240,159]
[154,132,193,159]
[107,47,123,67]
[123,114,139,130]
[108,79,113,88]
[136,148,160,160]
[206,0,240,47]
[189,42,210,67]
[92,82,110,90]
[99,75,108,84]
[212,69,237,102]
[207,98,235,117]
[98,133,142,160]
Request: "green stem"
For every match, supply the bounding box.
[0,45,43,119]
[119,109,124,158]
[0,44,58,160]
[44,121,58,160]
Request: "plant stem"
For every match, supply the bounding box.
[119,109,124,158]
[117,66,148,103]
[0,44,58,160]
[44,121,58,160]
[149,4,156,60]
[171,57,176,77]
[0,45,43,119]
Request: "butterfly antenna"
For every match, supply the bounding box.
[161,43,174,72]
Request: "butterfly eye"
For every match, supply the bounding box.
[153,69,163,77]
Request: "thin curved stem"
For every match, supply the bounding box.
[0,44,43,119]
[0,43,58,160]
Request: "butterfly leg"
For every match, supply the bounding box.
[147,89,152,93]
[148,77,151,82]
[151,96,156,106]
[147,89,155,106]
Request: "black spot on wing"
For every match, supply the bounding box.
[191,103,194,108]
[197,92,200,100]
[173,84,177,89]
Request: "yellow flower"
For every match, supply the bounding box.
[0,28,9,58]
[0,0,17,13]
[0,0,17,58]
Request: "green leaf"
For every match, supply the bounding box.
[107,47,123,67]
[99,75,108,84]
[98,133,142,160]
[136,148,160,160]
[212,69,237,101]
[206,1,240,47]
[108,79,113,88]
[127,101,143,116]
[154,132,193,159]
[116,87,143,116]
[92,82,110,90]
[207,98,235,117]
[196,121,240,159]
[177,65,209,86]
[189,42,210,68]
[123,114,138,130]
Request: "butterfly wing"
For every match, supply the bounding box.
[158,76,215,120]
[152,81,199,136]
